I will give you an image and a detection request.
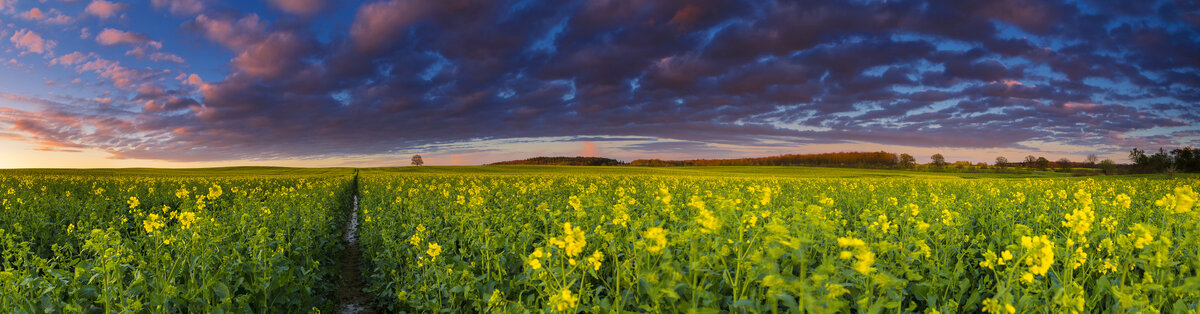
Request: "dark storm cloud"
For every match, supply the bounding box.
[4,0,1198,161]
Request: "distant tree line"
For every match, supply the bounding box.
[484,147,1199,176]
[630,151,899,168]
[490,157,626,166]
[1129,147,1200,175]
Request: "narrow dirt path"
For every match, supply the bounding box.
[336,172,375,314]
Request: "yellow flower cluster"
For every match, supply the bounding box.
[143,213,165,234]
[905,203,920,217]
[836,237,875,275]
[611,203,630,227]
[1020,235,1055,282]
[586,250,604,271]
[548,288,578,311]
[178,211,197,229]
[527,248,549,270]
[870,214,894,234]
[1131,223,1154,249]
[982,297,1016,314]
[1113,193,1131,210]
[549,222,586,257]
[979,250,1013,269]
[1154,186,1195,214]
[127,196,140,209]
[691,196,720,233]
[643,227,667,253]
[426,242,442,259]
[1062,189,1094,236]
[568,195,582,212]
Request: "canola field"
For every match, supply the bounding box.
[1,169,355,312]
[3,166,1199,313]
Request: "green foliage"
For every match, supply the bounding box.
[355,172,1200,312]
[0,173,354,312]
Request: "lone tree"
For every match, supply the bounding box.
[1035,157,1050,171]
[1086,154,1098,165]
[898,153,916,169]
[995,156,1008,169]
[1057,158,1072,172]
[1099,159,1116,175]
[1024,155,1037,168]
[411,154,424,166]
[931,154,947,169]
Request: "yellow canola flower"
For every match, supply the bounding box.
[1062,190,1095,236]
[549,222,586,257]
[643,227,667,253]
[1172,186,1196,214]
[905,203,920,216]
[586,250,604,271]
[143,213,165,234]
[178,211,197,229]
[127,196,139,209]
[408,233,422,246]
[427,242,442,259]
[1114,193,1131,210]
[1131,223,1154,249]
[837,237,875,275]
[568,195,582,211]
[549,288,578,311]
[982,298,1016,314]
[691,196,720,233]
[527,247,548,270]
[1020,235,1055,279]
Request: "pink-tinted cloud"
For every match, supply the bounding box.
[230,32,312,78]
[124,46,185,63]
[349,0,429,53]
[85,0,129,19]
[96,28,162,48]
[18,7,72,24]
[151,0,206,16]
[50,52,94,66]
[9,29,56,55]
[191,14,267,50]
[77,57,167,87]
[580,141,600,157]
[149,52,186,64]
[20,8,45,19]
[185,74,204,86]
[268,0,325,16]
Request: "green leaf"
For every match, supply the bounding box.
[213,282,231,300]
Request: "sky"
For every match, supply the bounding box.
[0,0,1198,167]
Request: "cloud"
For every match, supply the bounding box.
[96,28,163,48]
[190,14,267,50]
[2,0,1197,164]
[85,0,129,19]
[268,0,325,16]
[349,0,429,53]
[19,7,72,24]
[9,29,56,55]
[151,0,206,16]
[50,52,94,66]
[580,141,599,157]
